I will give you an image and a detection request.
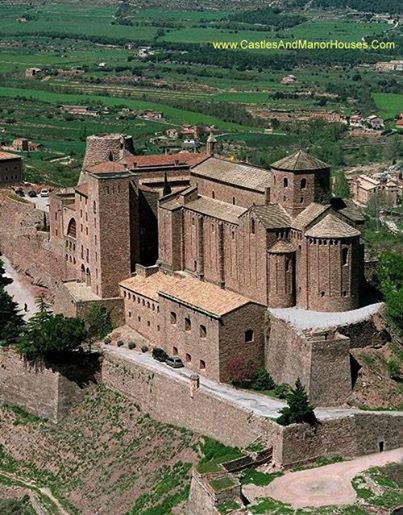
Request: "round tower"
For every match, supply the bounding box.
[303,214,361,312]
[206,133,217,155]
[82,133,134,170]
[270,150,331,217]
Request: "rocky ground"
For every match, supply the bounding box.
[351,341,403,410]
[0,385,202,515]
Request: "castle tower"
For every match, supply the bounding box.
[270,150,331,217]
[80,134,135,183]
[206,133,217,155]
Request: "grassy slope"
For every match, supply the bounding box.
[0,385,202,515]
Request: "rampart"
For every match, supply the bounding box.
[101,350,403,468]
[0,348,86,423]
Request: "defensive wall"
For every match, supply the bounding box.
[0,346,402,468]
[0,348,86,423]
[100,349,403,468]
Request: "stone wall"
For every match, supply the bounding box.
[101,351,284,461]
[100,350,403,468]
[266,314,352,406]
[0,348,85,423]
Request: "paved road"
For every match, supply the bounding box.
[2,255,41,320]
[244,447,403,508]
[104,344,403,421]
[24,194,49,212]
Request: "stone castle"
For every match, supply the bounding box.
[49,133,367,392]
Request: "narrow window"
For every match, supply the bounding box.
[245,330,254,343]
[185,317,191,332]
[232,197,236,205]
[200,325,207,338]
[283,177,288,188]
[170,312,177,325]
[342,247,348,266]
[251,218,256,234]
[200,360,206,370]
[173,346,178,355]
[301,178,307,189]
[212,191,215,199]
[186,353,191,364]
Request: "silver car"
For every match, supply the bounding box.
[166,356,184,368]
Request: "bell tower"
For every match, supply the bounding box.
[270,150,331,217]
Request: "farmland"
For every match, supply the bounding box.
[0,1,401,186]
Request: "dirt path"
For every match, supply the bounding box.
[243,447,403,508]
[0,470,69,514]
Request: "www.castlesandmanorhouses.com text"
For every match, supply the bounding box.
[211,39,397,50]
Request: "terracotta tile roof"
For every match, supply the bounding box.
[86,161,127,174]
[158,276,253,317]
[305,214,360,238]
[268,240,296,253]
[331,198,365,223]
[248,204,291,229]
[271,150,329,172]
[75,183,88,196]
[123,152,207,169]
[119,272,180,301]
[185,196,247,224]
[191,156,272,192]
[0,151,20,160]
[292,203,330,230]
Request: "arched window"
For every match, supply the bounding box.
[301,178,307,189]
[80,264,85,282]
[185,317,191,332]
[67,218,76,238]
[86,268,91,286]
[283,177,288,188]
[251,218,256,234]
[342,247,349,266]
[200,325,207,338]
[170,312,177,325]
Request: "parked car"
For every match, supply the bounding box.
[165,356,184,368]
[28,190,37,197]
[40,188,49,197]
[15,188,25,197]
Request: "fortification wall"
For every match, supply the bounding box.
[101,351,403,468]
[266,314,352,406]
[0,193,68,290]
[0,349,85,423]
[101,351,284,461]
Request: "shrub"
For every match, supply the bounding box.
[128,341,136,350]
[251,368,275,391]
[277,378,317,426]
[104,336,111,345]
[388,359,400,380]
[141,345,149,353]
[152,347,168,362]
[117,340,124,347]
[274,383,290,399]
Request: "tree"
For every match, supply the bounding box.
[277,378,317,426]
[15,296,87,360]
[384,135,402,162]
[86,303,113,342]
[0,259,12,289]
[0,288,24,346]
[333,171,350,198]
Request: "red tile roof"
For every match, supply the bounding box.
[86,161,127,174]
[123,152,207,169]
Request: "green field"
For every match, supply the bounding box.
[373,93,403,119]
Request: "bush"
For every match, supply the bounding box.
[388,359,400,380]
[117,340,124,347]
[141,345,149,353]
[128,341,136,350]
[152,347,168,362]
[274,383,290,399]
[251,368,275,391]
[104,336,111,345]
